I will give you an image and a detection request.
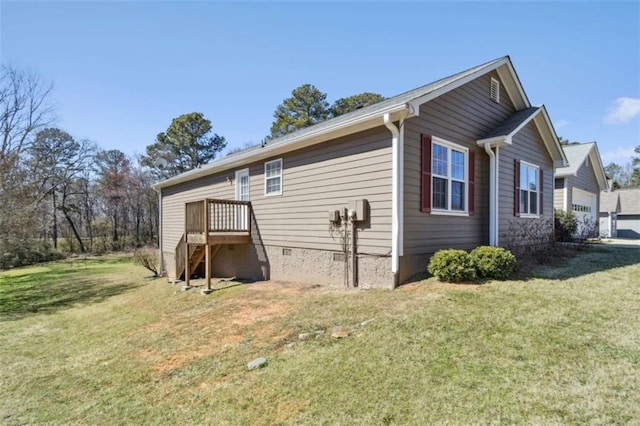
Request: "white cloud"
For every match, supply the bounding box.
[601,146,637,164]
[554,119,570,129]
[604,97,640,124]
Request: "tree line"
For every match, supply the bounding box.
[1,64,385,269]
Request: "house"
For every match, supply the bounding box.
[553,142,608,235]
[599,189,620,238]
[600,189,640,239]
[153,56,567,289]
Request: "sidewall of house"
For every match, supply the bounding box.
[400,70,517,283]
[497,121,554,245]
[161,126,395,287]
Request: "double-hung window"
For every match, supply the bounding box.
[264,158,282,196]
[519,162,539,216]
[431,138,468,213]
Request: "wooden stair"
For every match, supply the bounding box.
[175,235,222,281]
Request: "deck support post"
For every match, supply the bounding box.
[205,243,212,290]
[184,240,191,289]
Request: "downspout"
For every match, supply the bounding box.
[484,143,497,246]
[153,186,164,277]
[384,113,402,287]
[495,147,500,246]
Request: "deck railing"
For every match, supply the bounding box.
[185,198,252,235]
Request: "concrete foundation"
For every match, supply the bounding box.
[164,244,394,288]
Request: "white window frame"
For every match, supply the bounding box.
[519,161,540,218]
[264,158,283,196]
[431,137,469,216]
[490,77,500,103]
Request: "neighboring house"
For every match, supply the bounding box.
[600,189,640,239]
[153,56,567,289]
[599,189,620,238]
[554,143,608,235]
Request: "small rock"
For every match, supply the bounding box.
[182,285,192,291]
[331,330,349,339]
[360,318,376,327]
[285,342,296,349]
[247,357,267,370]
[201,288,214,295]
[299,330,325,340]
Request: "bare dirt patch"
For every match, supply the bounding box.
[138,280,326,373]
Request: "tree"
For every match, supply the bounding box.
[630,168,640,188]
[604,162,628,189]
[95,149,131,247]
[0,65,55,267]
[0,65,53,160]
[29,128,94,251]
[142,112,226,179]
[329,92,385,117]
[557,135,580,146]
[633,145,640,167]
[269,84,329,139]
[227,141,262,156]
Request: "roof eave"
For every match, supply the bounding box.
[153,103,411,190]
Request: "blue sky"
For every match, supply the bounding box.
[2,1,639,166]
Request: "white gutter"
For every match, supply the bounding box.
[484,143,498,246]
[384,113,401,286]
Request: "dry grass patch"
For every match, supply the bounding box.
[1,248,639,424]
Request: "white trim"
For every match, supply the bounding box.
[235,168,250,201]
[563,180,569,211]
[431,136,469,214]
[407,57,529,115]
[429,211,470,217]
[264,158,283,196]
[495,147,500,246]
[384,114,401,280]
[398,120,405,257]
[484,143,497,246]
[155,187,164,276]
[519,161,541,216]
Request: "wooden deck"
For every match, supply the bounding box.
[176,199,252,290]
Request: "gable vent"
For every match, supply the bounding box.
[490,77,500,103]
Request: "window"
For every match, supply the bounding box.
[519,162,539,216]
[490,77,500,103]
[431,138,468,213]
[264,158,282,196]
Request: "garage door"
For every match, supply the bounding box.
[617,214,640,239]
[572,188,597,235]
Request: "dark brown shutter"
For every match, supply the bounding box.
[514,159,521,217]
[421,134,432,213]
[539,168,544,215]
[468,150,475,215]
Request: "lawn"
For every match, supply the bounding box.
[1,247,639,425]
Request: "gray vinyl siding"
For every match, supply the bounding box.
[497,121,554,239]
[567,157,601,216]
[403,71,516,255]
[554,177,566,211]
[161,126,393,277]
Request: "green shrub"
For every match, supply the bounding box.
[427,249,476,283]
[469,246,516,280]
[555,209,577,242]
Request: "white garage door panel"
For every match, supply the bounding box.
[617,215,640,239]
[571,188,596,223]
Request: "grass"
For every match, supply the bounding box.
[1,247,639,424]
